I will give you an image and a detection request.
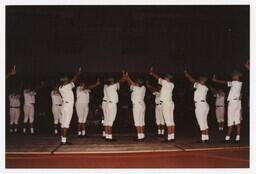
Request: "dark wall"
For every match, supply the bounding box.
[6,5,249,76]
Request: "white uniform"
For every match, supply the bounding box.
[153,91,164,126]
[215,92,225,123]
[105,83,119,126]
[193,82,209,131]
[59,82,75,128]
[227,81,242,126]
[51,91,63,124]
[158,78,175,126]
[101,85,108,125]
[9,94,21,125]
[75,86,91,123]
[130,85,146,127]
[23,89,36,123]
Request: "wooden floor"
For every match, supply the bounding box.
[6,134,249,168]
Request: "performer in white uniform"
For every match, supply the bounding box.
[23,86,37,134]
[58,67,81,145]
[214,89,225,131]
[101,83,108,138]
[149,67,175,142]
[184,71,210,143]
[9,92,21,133]
[212,71,243,143]
[75,78,100,137]
[146,83,165,136]
[51,85,63,135]
[104,75,125,141]
[124,72,146,141]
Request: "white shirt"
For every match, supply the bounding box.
[103,85,107,101]
[76,86,91,104]
[130,85,146,104]
[106,83,119,103]
[215,92,225,106]
[193,82,208,102]
[51,90,63,105]
[59,82,75,103]
[153,91,161,105]
[24,89,36,105]
[227,81,242,101]
[9,94,21,107]
[158,78,174,102]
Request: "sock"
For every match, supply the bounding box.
[23,128,26,133]
[62,136,67,143]
[54,129,58,135]
[158,129,161,135]
[236,135,240,141]
[167,134,172,141]
[141,133,145,139]
[109,134,112,139]
[14,128,17,133]
[225,136,230,141]
[78,131,81,136]
[161,129,165,135]
[171,133,175,140]
[205,135,209,140]
[137,133,141,139]
[201,134,205,141]
[30,128,34,134]
[9,128,13,133]
[82,130,85,136]
[102,131,106,137]
[105,134,109,139]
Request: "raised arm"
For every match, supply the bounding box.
[70,67,82,83]
[184,70,196,84]
[149,67,161,80]
[124,72,136,86]
[212,74,227,84]
[87,79,101,90]
[6,65,16,79]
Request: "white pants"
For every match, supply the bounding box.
[105,102,117,126]
[75,102,89,123]
[60,102,74,128]
[10,108,20,125]
[133,102,146,127]
[52,105,62,124]
[195,102,209,131]
[161,101,175,126]
[102,101,108,125]
[227,101,242,126]
[23,104,35,124]
[216,106,225,123]
[155,104,164,125]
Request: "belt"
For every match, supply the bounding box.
[216,105,224,107]
[55,104,62,106]
[10,107,20,108]
[64,101,69,103]
[103,100,107,102]
[156,103,161,106]
[195,100,206,103]
[108,101,113,103]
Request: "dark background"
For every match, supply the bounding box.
[6,6,249,139]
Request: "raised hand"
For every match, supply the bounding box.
[212,74,217,82]
[10,65,16,75]
[78,67,82,74]
[96,79,101,85]
[149,67,154,75]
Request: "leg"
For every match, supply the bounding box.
[23,105,29,133]
[29,105,35,134]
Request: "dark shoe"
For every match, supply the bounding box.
[196,140,206,144]
[61,142,72,145]
[235,140,240,144]
[107,138,117,142]
[162,139,174,143]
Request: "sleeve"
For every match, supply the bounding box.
[193,82,199,89]
[70,82,75,88]
[130,85,134,91]
[152,92,157,96]
[227,81,232,87]
[158,78,163,85]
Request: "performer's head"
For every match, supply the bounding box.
[107,77,115,85]
[136,78,144,87]
[198,76,207,85]
[232,71,242,81]
[78,77,86,87]
[60,76,69,85]
[164,73,173,82]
